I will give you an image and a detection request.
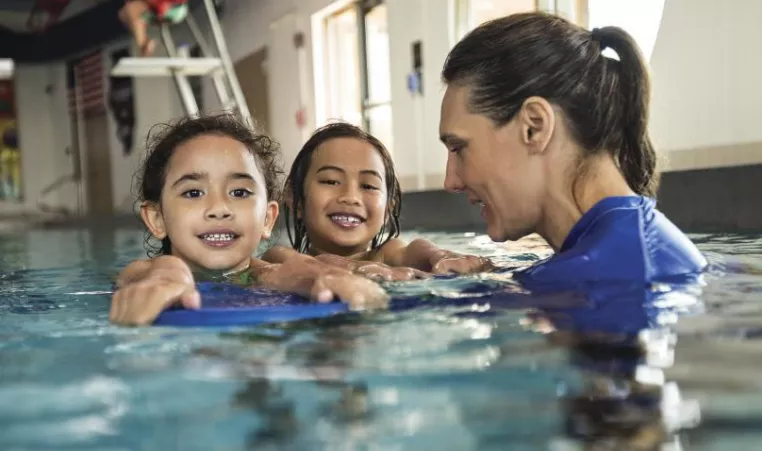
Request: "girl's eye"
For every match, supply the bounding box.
[231,188,253,198]
[182,189,203,198]
[361,184,379,191]
[319,179,339,185]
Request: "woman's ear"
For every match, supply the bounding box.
[518,96,555,155]
[140,201,167,240]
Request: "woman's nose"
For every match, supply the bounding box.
[444,157,464,193]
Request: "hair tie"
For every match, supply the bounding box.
[591,27,609,51]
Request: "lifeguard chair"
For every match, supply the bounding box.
[111,0,251,124]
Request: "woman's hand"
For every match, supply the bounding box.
[109,256,201,326]
[353,261,431,282]
[430,252,495,275]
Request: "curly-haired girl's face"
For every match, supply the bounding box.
[141,134,278,272]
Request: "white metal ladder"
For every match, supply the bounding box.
[111,0,251,125]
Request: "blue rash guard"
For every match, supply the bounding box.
[515,196,707,289]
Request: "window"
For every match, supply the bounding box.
[361,2,394,153]
[470,0,536,27]
[454,0,537,39]
[453,0,665,62]
[587,0,666,62]
[321,5,363,126]
[312,0,394,151]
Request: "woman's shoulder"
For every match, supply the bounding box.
[517,196,706,287]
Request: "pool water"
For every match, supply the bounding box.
[0,228,761,450]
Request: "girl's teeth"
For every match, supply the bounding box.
[203,233,234,241]
[332,215,361,224]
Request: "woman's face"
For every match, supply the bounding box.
[439,85,548,242]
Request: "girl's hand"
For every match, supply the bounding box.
[257,255,390,311]
[430,252,495,275]
[310,271,390,311]
[109,256,201,326]
[354,262,431,282]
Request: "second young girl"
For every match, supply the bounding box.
[263,122,494,281]
[110,114,389,325]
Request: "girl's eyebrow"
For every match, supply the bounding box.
[317,165,383,181]
[171,172,257,187]
[171,172,206,187]
[316,165,344,174]
[360,170,383,181]
[229,172,256,182]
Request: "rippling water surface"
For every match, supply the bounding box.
[0,228,760,450]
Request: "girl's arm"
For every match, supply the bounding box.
[380,238,494,274]
[250,255,389,309]
[110,254,389,326]
[261,245,301,264]
[110,255,201,326]
[115,258,154,288]
[114,255,197,288]
[263,245,363,272]
[262,245,427,281]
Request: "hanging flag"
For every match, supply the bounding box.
[67,49,106,118]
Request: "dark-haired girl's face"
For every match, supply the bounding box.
[140,135,278,272]
[301,138,388,257]
[440,85,547,242]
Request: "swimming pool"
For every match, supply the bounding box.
[0,227,760,450]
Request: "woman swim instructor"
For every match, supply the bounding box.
[437,12,706,286]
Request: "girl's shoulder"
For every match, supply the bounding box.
[372,238,407,260]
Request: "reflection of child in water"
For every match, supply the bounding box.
[192,320,372,448]
[118,0,189,56]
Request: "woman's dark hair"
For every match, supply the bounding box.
[284,122,402,253]
[136,113,283,257]
[442,12,658,197]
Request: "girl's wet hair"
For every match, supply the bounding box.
[136,113,283,257]
[284,122,402,253]
[442,12,658,197]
